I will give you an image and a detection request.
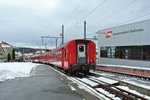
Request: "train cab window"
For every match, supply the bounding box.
[79,46,84,52]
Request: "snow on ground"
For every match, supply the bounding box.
[117,86,150,100]
[96,77,118,84]
[78,78,99,87]
[68,85,76,91]
[0,62,40,81]
[96,88,120,100]
[123,80,150,90]
[91,70,150,90]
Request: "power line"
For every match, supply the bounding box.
[85,0,137,37]
[118,12,150,25]
[49,0,82,39]
[87,12,150,37]
[50,0,82,43]
[66,0,107,33]
[69,0,146,41]
[88,0,137,29]
[79,0,106,22]
[64,0,82,25]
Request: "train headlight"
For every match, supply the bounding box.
[90,60,93,63]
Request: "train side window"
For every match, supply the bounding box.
[79,46,84,52]
[64,49,66,58]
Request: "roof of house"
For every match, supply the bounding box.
[0,41,12,48]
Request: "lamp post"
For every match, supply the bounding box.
[84,21,86,39]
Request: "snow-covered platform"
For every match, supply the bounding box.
[0,63,83,100]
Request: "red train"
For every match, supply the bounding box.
[31,39,96,75]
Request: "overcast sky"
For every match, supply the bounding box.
[0,0,150,49]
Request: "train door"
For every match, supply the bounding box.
[77,44,86,64]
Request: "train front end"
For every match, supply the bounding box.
[71,40,96,75]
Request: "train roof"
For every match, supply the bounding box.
[51,39,94,52]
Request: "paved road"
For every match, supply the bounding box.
[0,65,83,100]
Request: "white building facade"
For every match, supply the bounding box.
[97,19,150,67]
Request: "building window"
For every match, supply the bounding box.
[100,47,116,58]
[100,47,107,57]
[100,45,150,61]
[143,46,150,60]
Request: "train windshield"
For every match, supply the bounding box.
[79,46,84,52]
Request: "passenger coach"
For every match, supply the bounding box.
[48,39,96,75]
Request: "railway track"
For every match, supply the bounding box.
[91,70,150,96]
[44,64,150,100]
[75,76,148,100]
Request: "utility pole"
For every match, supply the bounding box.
[56,38,58,48]
[41,36,61,49]
[41,37,44,49]
[45,43,47,52]
[84,21,86,40]
[62,25,64,44]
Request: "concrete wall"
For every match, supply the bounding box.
[99,58,150,68]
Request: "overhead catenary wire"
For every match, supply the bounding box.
[49,0,82,44]
[53,0,148,42]
[118,12,150,25]
[79,0,106,22]
[86,0,138,37]
[49,0,82,40]
[66,0,107,33]
[87,0,137,30]
[87,12,150,37]
[63,0,82,25]
[67,0,135,37]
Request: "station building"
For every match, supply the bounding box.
[97,19,150,67]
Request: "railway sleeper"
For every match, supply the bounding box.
[96,84,137,100]
[87,78,138,100]
[89,78,148,100]
[115,87,148,100]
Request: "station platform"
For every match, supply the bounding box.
[97,64,150,71]
[0,64,83,100]
[96,64,150,78]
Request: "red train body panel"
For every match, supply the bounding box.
[31,39,96,75]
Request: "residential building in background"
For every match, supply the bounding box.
[0,41,14,62]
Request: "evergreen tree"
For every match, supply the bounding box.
[7,53,11,62]
[12,49,15,61]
